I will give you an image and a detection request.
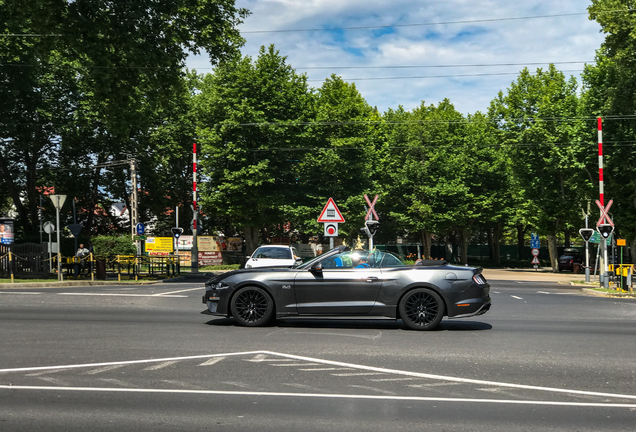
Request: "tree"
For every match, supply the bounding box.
[196,45,314,254]
[489,66,589,271]
[0,0,248,239]
[292,75,379,245]
[583,1,636,259]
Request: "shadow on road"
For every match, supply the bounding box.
[204,317,492,331]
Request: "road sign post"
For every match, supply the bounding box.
[50,195,66,281]
[530,233,540,270]
[580,226,594,283]
[596,199,614,288]
[363,194,379,250]
[318,198,345,250]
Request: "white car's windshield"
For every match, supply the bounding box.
[252,247,292,260]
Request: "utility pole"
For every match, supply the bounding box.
[94,155,139,253]
[129,157,139,253]
[191,143,199,273]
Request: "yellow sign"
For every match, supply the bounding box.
[617,239,626,247]
[145,237,173,254]
[198,236,220,252]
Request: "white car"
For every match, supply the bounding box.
[245,245,301,269]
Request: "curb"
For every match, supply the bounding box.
[0,279,162,289]
[580,287,636,298]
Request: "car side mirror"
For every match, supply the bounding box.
[311,262,323,273]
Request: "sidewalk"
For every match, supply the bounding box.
[482,267,588,283]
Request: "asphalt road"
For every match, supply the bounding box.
[1,277,635,431]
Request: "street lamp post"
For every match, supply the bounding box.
[50,195,66,281]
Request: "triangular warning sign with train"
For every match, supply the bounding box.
[317,197,345,223]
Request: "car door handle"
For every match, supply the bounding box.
[366,276,379,283]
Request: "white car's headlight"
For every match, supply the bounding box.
[246,264,252,268]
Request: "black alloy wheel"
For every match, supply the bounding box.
[399,288,444,330]
[230,286,274,327]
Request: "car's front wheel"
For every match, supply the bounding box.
[230,286,274,327]
[399,288,444,331]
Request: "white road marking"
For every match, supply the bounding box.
[57,293,187,298]
[35,377,67,385]
[198,357,225,366]
[142,361,180,371]
[331,372,388,377]
[370,377,418,382]
[298,368,353,371]
[409,382,462,388]
[0,351,261,374]
[82,365,125,375]
[3,350,636,404]
[2,385,636,408]
[511,295,523,300]
[154,287,202,296]
[349,385,396,395]
[222,382,252,389]
[97,378,134,387]
[258,351,636,401]
[270,363,323,367]
[0,292,43,295]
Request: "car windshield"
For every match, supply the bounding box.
[298,249,405,269]
[252,247,292,259]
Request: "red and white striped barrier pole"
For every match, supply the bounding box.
[191,142,199,272]
[598,117,608,286]
[598,117,604,207]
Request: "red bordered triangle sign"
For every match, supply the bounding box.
[317,198,345,223]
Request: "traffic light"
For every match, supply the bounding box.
[579,228,594,242]
[597,224,613,239]
[171,227,183,238]
[364,220,380,237]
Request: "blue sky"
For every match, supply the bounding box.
[187,0,606,115]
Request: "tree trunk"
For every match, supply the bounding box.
[243,226,259,256]
[420,230,431,259]
[517,224,526,260]
[564,229,570,248]
[493,222,502,265]
[460,228,469,265]
[547,234,559,273]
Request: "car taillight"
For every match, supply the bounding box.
[570,260,573,264]
[473,274,487,285]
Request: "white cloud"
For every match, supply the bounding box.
[188,0,605,114]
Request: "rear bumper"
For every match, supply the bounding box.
[449,301,491,319]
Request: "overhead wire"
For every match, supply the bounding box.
[239,10,628,34]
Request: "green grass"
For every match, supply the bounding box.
[198,264,241,271]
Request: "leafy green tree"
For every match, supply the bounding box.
[0,0,247,239]
[489,66,588,271]
[196,45,314,253]
[582,1,636,258]
[292,75,380,245]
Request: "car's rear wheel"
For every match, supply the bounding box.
[399,288,444,331]
[230,286,274,327]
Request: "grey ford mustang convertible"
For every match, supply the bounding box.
[202,246,491,330]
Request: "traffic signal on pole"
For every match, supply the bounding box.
[362,220,380,237]
[171,227,183,238]
[597,224,613,239]
[579,228,594,242]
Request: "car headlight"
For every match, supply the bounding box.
[246,264,252,268]
[214,282,230,290]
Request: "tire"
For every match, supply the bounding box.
[398,288,444,331]
[230,286,274,327]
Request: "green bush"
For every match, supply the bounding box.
[92,235,136,256]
